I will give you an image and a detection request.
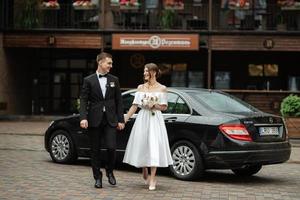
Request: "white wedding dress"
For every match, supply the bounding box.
[123,91,173,167]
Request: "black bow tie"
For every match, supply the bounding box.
[99,74,107,78]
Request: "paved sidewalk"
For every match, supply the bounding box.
[0,121,51,135]
[1,120,300,200]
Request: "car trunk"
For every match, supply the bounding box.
[222,112,287,142]
[241,115,286,142]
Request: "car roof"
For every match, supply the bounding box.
[122,87,220,94]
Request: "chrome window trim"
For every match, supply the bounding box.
[122,89,193,115]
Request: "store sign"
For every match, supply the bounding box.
[112,34,199,51]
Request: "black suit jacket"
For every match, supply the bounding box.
[79,73,124,127]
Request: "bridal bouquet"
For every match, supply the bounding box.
[141,94,158,116]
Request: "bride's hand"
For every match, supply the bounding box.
[153,104,159,110]
[143,103,153,110]
[148,102,155,109]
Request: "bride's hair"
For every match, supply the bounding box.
[144,63,161,80]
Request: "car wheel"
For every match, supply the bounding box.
[49,130,77,164]
[232,164,262,176]
[169,140,204,180]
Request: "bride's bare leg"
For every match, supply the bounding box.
[142,167,148,180]
[149,167,157,190]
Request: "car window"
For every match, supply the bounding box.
[163,92,190,114]
[163,92,178,114]
[174,97,190,114]
[187,91,258,113]
[122,93,135,113]
[123,91,191,114]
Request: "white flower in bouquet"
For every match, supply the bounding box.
[141,94,159,116]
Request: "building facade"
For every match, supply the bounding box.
[1,0,300,115]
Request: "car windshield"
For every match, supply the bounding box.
[187,91,258,113]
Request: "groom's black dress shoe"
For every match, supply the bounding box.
[107,172,116,185]
[94,179,102,188]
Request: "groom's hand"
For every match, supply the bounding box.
[117,123,125,131]
[80,120,88,129]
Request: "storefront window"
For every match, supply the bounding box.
[169,63,204,88]
[248,64,278,77]
[247,64,279,90]
[214,71,231,89]
[288,76,300,91]
[188,71,204,88]
[171,63,187,87]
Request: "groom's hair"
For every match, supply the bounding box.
[96,52,112,63]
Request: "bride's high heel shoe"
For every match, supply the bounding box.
[149,180,156,191]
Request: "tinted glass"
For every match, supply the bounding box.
[123,91,191,114]
[122,93,135,113]
[163,92,178,114]
[188,91,258,113]
[174,96,190,114]
[163,92,190,114]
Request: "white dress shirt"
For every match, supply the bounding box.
[96,71,107,112]
[96,71,107,98]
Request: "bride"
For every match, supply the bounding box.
[123,63,173,191]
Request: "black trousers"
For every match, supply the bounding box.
[88,115,117,180]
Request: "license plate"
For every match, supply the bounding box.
[259,127,279,136]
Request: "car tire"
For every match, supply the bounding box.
[169,140,204,180]
[49,130,77,164]
[232,164,262,176]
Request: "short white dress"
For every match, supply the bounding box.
[123,91,173,168]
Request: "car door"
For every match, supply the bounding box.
[116,91,137,150]
[117,90,192,150]
[163,92,192,143]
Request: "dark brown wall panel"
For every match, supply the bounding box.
[211,35,300,51]
[3,33,102,49]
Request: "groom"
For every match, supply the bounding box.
[79,52,125,188]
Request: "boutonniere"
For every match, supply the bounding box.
[109,82,115,88]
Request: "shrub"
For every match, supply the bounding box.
[280,94,300,117]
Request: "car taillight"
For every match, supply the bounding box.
[219,124,252,141]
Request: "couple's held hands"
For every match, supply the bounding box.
[80,120,88,129]
[117,123,125,131]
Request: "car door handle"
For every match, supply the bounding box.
[165,117,177,122]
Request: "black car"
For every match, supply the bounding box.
[45,88,291,180]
